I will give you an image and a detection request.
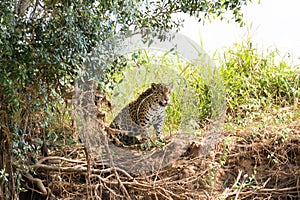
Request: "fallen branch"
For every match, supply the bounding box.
[23,173,47,196]
[31,162,134,179]
[35,156,86,165]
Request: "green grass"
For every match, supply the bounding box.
[106,39,300,136]
[107,49,222,137]
[219,40,300,126]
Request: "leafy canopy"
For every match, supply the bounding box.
[1,0,252,112]
[0,0,254,154]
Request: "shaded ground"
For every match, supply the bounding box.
[21,122,300,199]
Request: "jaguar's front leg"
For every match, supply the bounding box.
[153,118,165,143]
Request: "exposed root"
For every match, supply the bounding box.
[23,123,300,199]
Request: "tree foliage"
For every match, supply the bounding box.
[0,0,252,198]
[0,0,253,111]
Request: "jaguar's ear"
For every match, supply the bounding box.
[168,83,173,90]
[151,83,158,89]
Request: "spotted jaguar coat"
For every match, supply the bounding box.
[109,83,172,146]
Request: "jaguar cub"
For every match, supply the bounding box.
[109,83,173,146]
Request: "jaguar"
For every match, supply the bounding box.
[109,83,173,146]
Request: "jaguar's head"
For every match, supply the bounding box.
[151,83,173,107]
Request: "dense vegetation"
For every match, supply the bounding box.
[21,40,299,199]
[220,41,299,125]
[2,0,300,199]
[109,41,299,132]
